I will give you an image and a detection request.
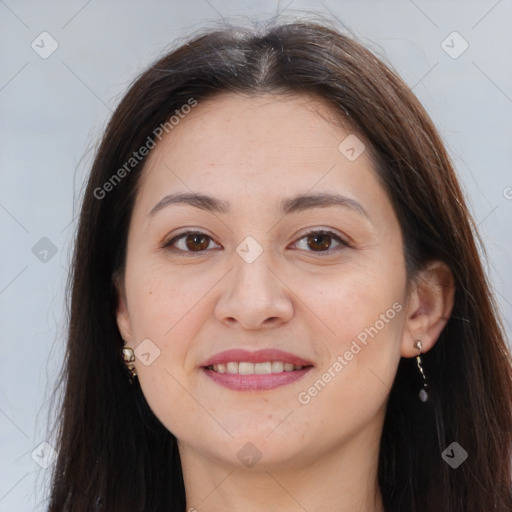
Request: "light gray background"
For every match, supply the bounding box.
[1,1,511,510]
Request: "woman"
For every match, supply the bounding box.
[47,19,512,511]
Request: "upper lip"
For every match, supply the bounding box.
[201,349,314,367]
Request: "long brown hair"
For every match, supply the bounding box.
[46,19,512,511]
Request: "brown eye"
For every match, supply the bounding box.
[292,229,348,255]
[306,233,332,251]
[164,231,220,254]
[185,234,210,251]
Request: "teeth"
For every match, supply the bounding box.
[239,362,254,375]
[227,362,238,374]
[255,362,272,374]
[211,361,305,375]
[271,361,284,373]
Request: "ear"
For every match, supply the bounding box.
[114,274,133,344]
[401,260,455,357]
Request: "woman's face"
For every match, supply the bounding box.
[117,93,412,470]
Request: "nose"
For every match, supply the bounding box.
[213,252,294,330]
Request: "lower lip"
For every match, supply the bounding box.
[202,367,313,391]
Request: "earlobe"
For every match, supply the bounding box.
[401,260,455,358]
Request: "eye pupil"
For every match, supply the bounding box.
[186,234,210,251]
[307,234,331,251]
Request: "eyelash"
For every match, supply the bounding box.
[162,229,350,257]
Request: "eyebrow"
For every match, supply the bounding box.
[149,192,369,218]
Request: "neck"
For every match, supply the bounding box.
[180,423,385,512]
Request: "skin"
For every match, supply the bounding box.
[116,93,454,512]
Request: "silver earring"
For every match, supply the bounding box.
[414,340,429,402]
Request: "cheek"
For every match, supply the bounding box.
[120,242,207,427]
[292,280,404,446]
[123,266,215,434]
[125,258,211,338]
[301,257,406,340]
[295,258,406,396]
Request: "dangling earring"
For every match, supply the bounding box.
[414,340,429,402]
[122,347,137,383]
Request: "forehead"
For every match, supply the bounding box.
[135,93,381,214]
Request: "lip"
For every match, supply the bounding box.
[200,349,314,391]
[203,367,312,391]
[201,349,313,367]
